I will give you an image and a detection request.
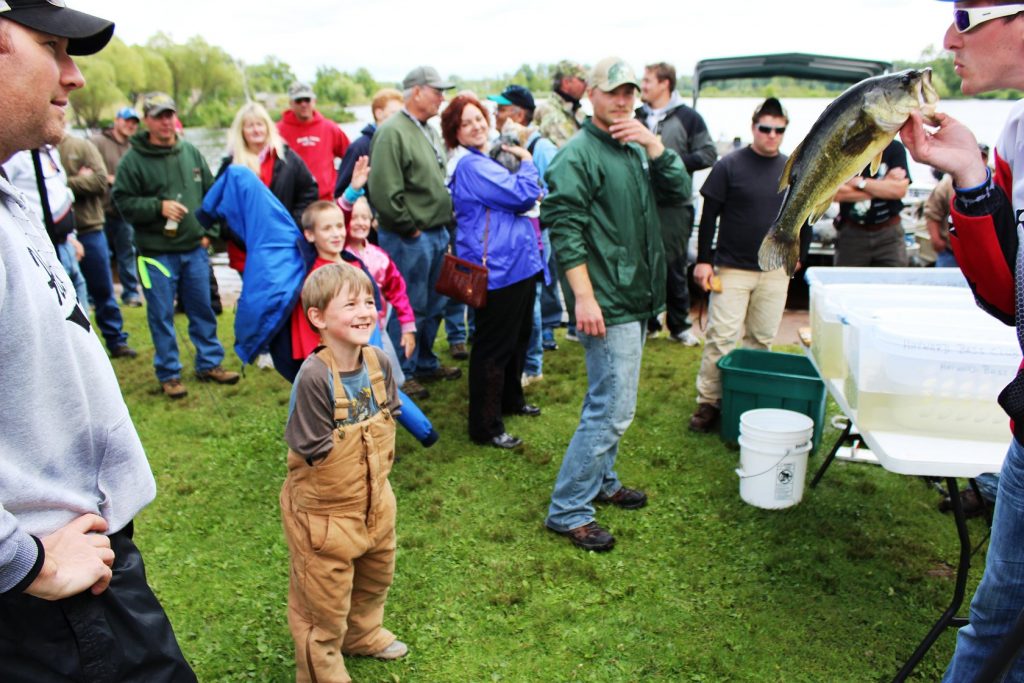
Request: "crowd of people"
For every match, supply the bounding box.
[4,0,1024,681]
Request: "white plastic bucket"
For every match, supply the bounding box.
[735,409,814,510]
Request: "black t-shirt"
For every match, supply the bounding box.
[698,146,789,269]
[839,139,910,225]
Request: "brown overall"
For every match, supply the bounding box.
[280,348,398,683]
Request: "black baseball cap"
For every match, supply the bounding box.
[487,85,535,111]
[0,0,113,56]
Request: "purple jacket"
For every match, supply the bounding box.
[449,147,543,290]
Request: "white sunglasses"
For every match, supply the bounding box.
[954,3,1024,32]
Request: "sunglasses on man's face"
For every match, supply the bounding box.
[954,4,1024,33]
[293,98,312,105]
[756,125,786,135]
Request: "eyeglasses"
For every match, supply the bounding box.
[954,4,1024,32]
[756,125,786,135]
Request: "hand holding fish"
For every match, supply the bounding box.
[608,119,665,159]
[900,110,989,189]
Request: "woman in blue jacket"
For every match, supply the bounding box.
[441,94,544,450]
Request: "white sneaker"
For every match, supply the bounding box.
[521,373,543,387]
[255,353,274,370]
[372,639,408,660]
[670,330,701,346]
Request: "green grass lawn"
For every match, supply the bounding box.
[109,306,989,682]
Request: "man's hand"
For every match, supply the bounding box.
[693,263,715,291]
[26,514,114,600]
[76,166,94,178]
[69,235,84,262]
[575,293,605,338]
[400,331,416,358]
[161,200,188,222]
[350,156,370,191]
[608,120,665,159]
[900,111,988,188]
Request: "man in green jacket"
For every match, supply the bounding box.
[543,57,691,552]
[368,65,460,392]
[113,92,239,398]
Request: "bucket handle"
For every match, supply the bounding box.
[735,440,811,480]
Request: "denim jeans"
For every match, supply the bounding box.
[443,298,468,346]
[103,214,141,302]
[57,239,89,306]
[378,228,449,376]
[524,229,553,377]
[935,249,959,269]
[943,437,1024,681]
[546,321,646,532]
[142,247,225,382]
[77,230,129,351]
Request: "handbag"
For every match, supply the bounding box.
[435,209,490,309]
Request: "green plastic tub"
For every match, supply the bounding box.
[717,349,826,452]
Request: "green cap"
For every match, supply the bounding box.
[589,57,640,93]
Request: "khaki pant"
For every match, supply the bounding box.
[695,266,789,404]
[280,348,398,683]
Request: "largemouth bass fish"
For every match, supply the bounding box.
[758,68,939,275]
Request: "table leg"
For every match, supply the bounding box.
[891,477,972,682]
[810,419,854,489]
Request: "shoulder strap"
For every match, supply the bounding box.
[30,150,55,233]
[482,209,490,266]
[316,348,351,423]
[361,346,390,410]
[527,136,540,156]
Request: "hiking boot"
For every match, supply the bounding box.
[595,486,648,510]
[669,329,701,347]
[161,379,188,399]
[402,379,429,400]
[449,342,469,360]
[195,366,240,385]
[550,521,615,552]
[123,297,143,308]
[688,402,720,433]
[417,366,462,382]
[110,344,138,359]
[938,488,989,518]
[371,640,408,660]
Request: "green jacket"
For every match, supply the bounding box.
[542,120,691,326]
[112,131,214,254]
[368,111,452,237]
[57,136,109,233]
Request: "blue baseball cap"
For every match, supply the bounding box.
[486,84,535,111]
[116,106,140,121]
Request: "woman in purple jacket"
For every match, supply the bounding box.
[441,95,544,450]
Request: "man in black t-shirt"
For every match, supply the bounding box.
[833,139,911,266]
[689,98,810,433]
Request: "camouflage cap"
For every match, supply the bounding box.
[589,57,640,93]
[551,60,588,87]
[142,92,177,117]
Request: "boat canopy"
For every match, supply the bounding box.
[692,53,893,105]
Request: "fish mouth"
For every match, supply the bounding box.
[917,68,940,122]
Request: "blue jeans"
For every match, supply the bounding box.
[524,229,553,377]
[142,247,225,382]
[57,239,89,306]
[104,214,141,302]
[378,228,449,376]
[77,230,129,351]
[546,321,646,532]
[935,249,959,268]
[943,437,1024,681]
[443,298,467,346]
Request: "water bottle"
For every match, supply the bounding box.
[164,193,182,237]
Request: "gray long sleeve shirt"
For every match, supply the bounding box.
[0,174,156,593]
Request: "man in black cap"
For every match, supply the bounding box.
[0,2,197,680]
[368,65,462,391]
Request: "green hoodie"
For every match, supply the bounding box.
[112,130,214,255]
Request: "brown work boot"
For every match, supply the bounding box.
[549,521,615,552]
[688,402,721,433]
[195,365,240,385]
[161,378,188,399]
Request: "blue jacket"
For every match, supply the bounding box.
[449,147,543,291]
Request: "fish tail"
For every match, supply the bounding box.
[758,225,801,277]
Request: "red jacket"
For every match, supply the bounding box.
[277,110,350,201]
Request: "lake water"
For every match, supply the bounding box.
[183,97,1019,192]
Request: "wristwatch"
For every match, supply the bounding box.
[856,178,868,191]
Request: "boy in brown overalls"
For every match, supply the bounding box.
[281,263,407,682]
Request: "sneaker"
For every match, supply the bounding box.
[255,353,275,370]
[688,402,720,433]
[549,521,615,552]
[449,342,469,360]
[521,373,543,387]
[595,486,648,509]
[402,379,429,400]
[195,366,240,385]
[372,640,408,660]
[542,339,559,351]
[669,329,701,346]
[122,297,143,308]
[161,378,188,399]
[565,328,579,343]
[110,344,138,359]
[416,366,462,382]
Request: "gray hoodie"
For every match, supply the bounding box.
[0,174,155,593]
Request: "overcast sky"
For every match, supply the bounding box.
[73,0,955,84]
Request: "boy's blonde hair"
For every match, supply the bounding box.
[301,263,374,333]
[301,199,343,233]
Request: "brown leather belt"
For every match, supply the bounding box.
[840,215,902,232]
